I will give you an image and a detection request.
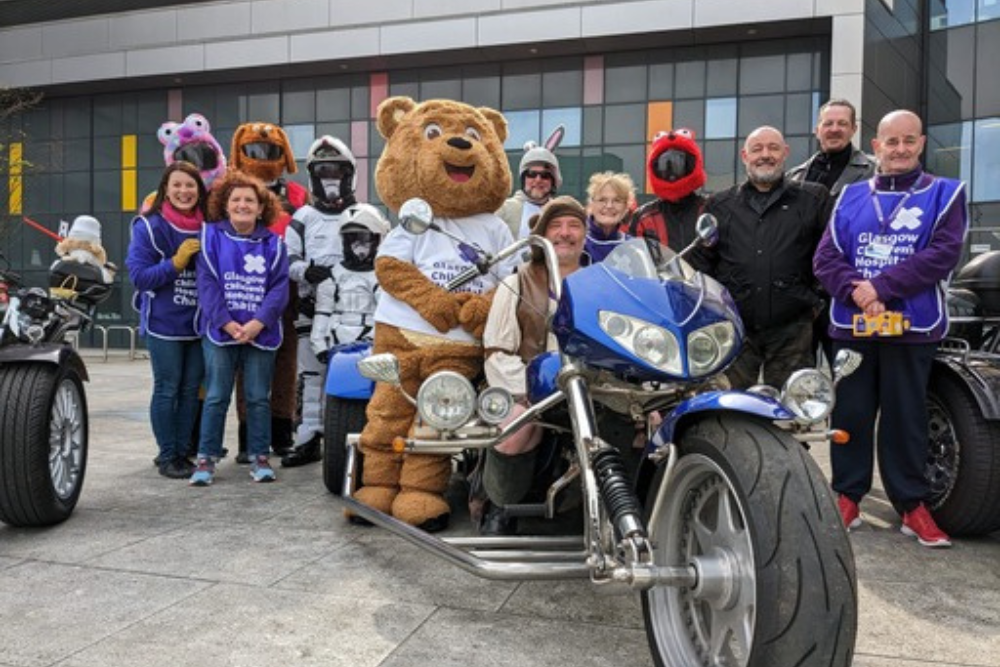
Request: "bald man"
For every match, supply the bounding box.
[814,110,967,548]
[693,126,832,389]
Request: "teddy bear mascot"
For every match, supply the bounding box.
[228,122,309,462]
[629,128,707,253]
[357,97,515,531]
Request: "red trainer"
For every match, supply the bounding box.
[838,494,862,530]
[901,504,952,548]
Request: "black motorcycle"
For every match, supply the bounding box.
[0,253,111,527]
[928,250,1000,535]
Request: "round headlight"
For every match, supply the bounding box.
[477,386,514,425]
[602,314,631,338]
[688,330,719,371]
[781,369,835,424]
[416,371,477,431]
[634,326,674,366]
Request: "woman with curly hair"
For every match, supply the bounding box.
[190,170,290,486]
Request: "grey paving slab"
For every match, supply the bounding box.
[0,556,22,571]
[85,520,351,585]
[0,508,187,564]
[55,582,435,667]
[502,578,644,628]
[277,530,519,612]
[854,657,999,667]
[856,580,1000,666]
[379,606,653,667]
[0,560,209,667]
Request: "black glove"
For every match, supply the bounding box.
[304,261,332,285]
[316,350,329,365]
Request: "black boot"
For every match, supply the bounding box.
[280,434,322,468]
[271,417,294,456]
[479,502,516,536]
[236,422,250,464]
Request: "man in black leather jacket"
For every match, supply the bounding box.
[692,126,832,389]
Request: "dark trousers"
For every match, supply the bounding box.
[830,340,937,513]
[726,315,814,390]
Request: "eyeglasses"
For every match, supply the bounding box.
[525,169,554,181]
[593,197,626,208]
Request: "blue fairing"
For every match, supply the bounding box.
[324,341,374,399]
[553,261,742,383]
[645,390,797,453]
[526,351,562,404]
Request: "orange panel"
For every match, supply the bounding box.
[645,102,673,194]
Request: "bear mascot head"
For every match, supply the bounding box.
[354,97,514,531]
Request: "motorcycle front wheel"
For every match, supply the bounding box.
[0,362,88,527]
[642,414,857,667]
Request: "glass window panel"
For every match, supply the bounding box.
[62,139,92,171]
[64,171,91,213]
[706,59,737,97]
[542,108,582,148]
[738,95,782,139]
[976,21,1000,117]
[64,101,92,138]
[673,99,704,138]
[138,168,162,206]
[786,136,813,170]
[92,169,119,212]
[605,64,647,103]
[282,88,315,124]
[317,87,351,122]
[705,98,737,139]
[785,93,813,135]
[284,124,315,162]
[94,98,122,136]
[927,122,972,184]
[927,27,976,123]
[421,77,462,101]
[138,134,165,169]
[603,104,645,145]
[596,145,645,189]
[649,62,674,100]
[183,86,216,123]
[929,0,975,29]
[463,69,501,109]
[352,83,369,119]
[740,55,786,95]
[554,148,582,199]
[137,93,167,136]
[92,136,119,171]
[786,53,813,92]
[24,172,53,215]
[369,121,385,160]
[503,110,540,150]
[502,71,542,110]
[703,139,737,195]
[973,118,1000,202]
[543,61,583,107]
[675,61,706,99]
[388,81,420,100]
[21,105,51,139]
[982,0,1000,21]
[316,122,351,145]
[583,106,603,145]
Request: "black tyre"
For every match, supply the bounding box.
[322,396,367,495]
[642,414,857,667]
[0,363,88,527]
[926,375,1000,536]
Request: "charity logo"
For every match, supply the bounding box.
[890,207,923,231]
[244,254,266,274]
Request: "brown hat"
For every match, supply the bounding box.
[529,195,587,236]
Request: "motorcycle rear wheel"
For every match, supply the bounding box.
[0,362,88,527]
[322,396,367,496]
[642,414,856,667]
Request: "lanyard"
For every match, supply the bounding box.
[869,179,916,235]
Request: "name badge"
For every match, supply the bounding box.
[864,241,892,260]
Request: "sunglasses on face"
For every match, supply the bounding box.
[525,170,554,181]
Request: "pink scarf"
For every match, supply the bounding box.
[161,201,204,232]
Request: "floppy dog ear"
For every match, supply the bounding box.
[229,125,249,170]
[276,126,298,174]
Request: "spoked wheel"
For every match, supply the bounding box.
[925,376,1000,536]
[0,363,88,527]
[642,415,856,667]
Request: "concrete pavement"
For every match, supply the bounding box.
[0,353,998,667]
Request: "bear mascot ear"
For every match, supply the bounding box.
[377,96,418,140]
[478,106,508,144]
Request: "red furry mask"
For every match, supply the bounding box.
[647,128,706,202]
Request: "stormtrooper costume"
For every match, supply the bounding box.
[282,136,357,467]
[309,204,389,362]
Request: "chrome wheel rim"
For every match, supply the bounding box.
[926,396,959,508]
[49,378,84,500]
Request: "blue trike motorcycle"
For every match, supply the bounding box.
[322,200,858,667]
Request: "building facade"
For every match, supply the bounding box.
[0,0,995,330]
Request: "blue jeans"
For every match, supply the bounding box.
[198,339,276,459]
[146,336,204,463]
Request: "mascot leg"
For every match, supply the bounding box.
[355,326,420,514]
[391,344,483,532]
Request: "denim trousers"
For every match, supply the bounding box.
[146,336,204,463]
[198,339,276,459]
